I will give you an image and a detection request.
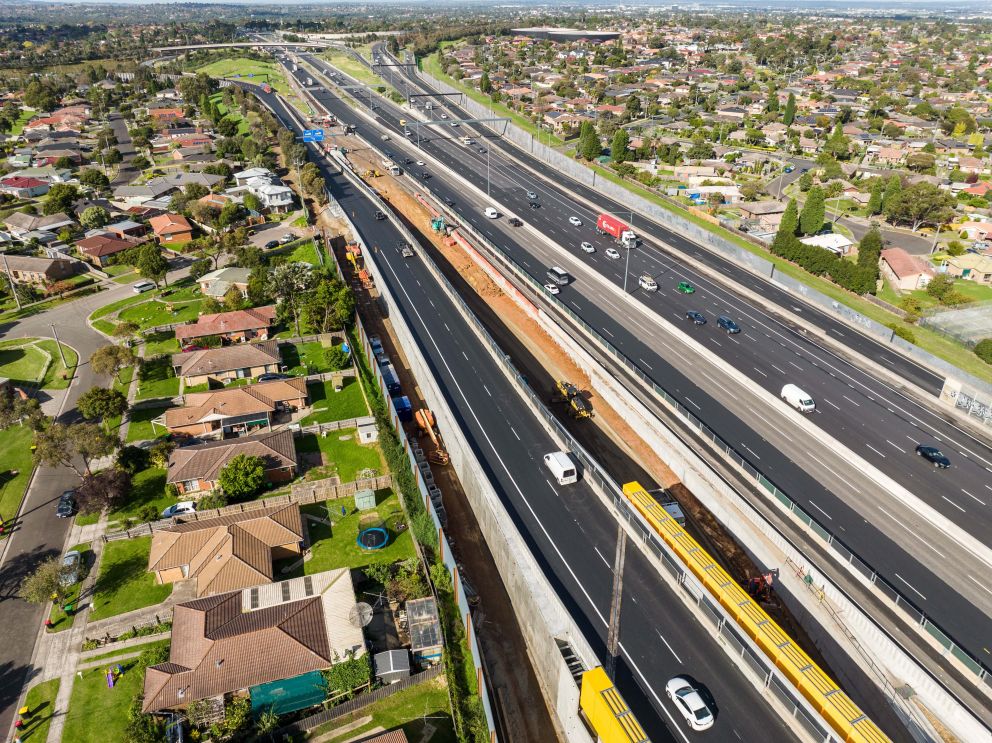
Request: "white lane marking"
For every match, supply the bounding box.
[710,338,722,348]
[462,351,469,361]
[686,397,701,410]
[742,444,761,460]
[771,364,786,374]
[639,358,654,370]
[941,495,966,513]
[510,427,520,441]
[788,361,803,371]
[877,506,946,558]
[961,489,986,506]
[594,546,611,569]
[822,398,840,410]
[886,440,906,454]
[808,501,832,520]
[895,573,927,601]
[483,384,492,397]
[656,630,683,664]
[866,444,886,458]
[752,367,767,378]
[603,327,614,338]
[571,300,582,311]
[444,323,451,332]
[842,395,860,407]
[967,574,992,598]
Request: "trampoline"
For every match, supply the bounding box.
[357,526,390,550]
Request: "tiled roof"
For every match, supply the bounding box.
[165,428,297,485]
[881,248,934,279]
[172,340,280,378]
[165,378,307,429]
[149,213,192,235]
[174,305,277,342]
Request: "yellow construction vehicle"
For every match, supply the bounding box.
[551,380,593,419]
[415,408,450,465]
[362,169,381,178]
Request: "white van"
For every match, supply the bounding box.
[638,275,658,291]
[543,451,578,485]
[484,207,499,219]
[781,384,815,413]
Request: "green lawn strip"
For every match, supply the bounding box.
[307,677,455,743]
[134,356,179,401]
[281,340,330,375]
[61,645,162,743]
[9,107,36,136]
[75,512,99,526]
[88,536,172,622]
[295,429,382,483]
[293,491,416,578]
[106,366,136,436]
[125,405,171,443]
[118,297,204,331]
[35,339,78,389]
[197,57,294,99]
[142,330,180,356]
[280,238,320,265]
[47,542,93,632]
[81,638,171,666]
[0,344,47,383]
[321,49,400,97]
[107,467,171,525]
[111,273,139,285]
[422,52,563,147]
[103,264,136,277]
[18,678,59,742]
[210,92,250,135]
[300,378,368,425]
[0,425,35,524]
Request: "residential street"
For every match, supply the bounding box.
[108,112,138,187]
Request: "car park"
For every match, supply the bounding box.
[132,280,156,293]
[61,550,82,586]
[56,490,76,518]
[677,281,695,294]
[717,316,741,334]
[605,248,621,260]
[916,444,950,468]
[665,677,715,732]
[569,216,582,226]
[162,501,197,519]
[638,275,658,291]
[686,311,707,325]
[580,242,595,253]
[543,282,560,295]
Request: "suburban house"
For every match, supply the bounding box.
[0,176,50,198]
[230,168,294,212]
[197,267,252,299]
[2,211,75,239]
[800,233,856,256]
[148,503,304,595]
[164,428,298,495]
[174,305,278,348]
[737,201,787,230]
[1,255,76,286]
[159,378,309,439]
[142,569,365,713]
[879,248,935,291]
[149,213,194,246]
[105,219,148,239]
[172,340,282,386]
[75,233,138,267]
[941,254,992,284]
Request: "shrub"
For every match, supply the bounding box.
[975,338,992,365]
[889,324,917,344]
[197,491,228,510]
[116,445,150,474]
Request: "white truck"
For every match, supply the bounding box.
[781,384,815,413]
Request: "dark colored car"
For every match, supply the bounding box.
[419,172,431,180]
[404,158,414,165]
[374,210,386,220]
[916,445,950,468]
[508,217,522,227]
[717,316,741,334]
[443,197,455,207]
[56,490,76,518]
[528,202,540,209]
[257,372,291,382]
[686,311,707,325]
[264,240,279,249]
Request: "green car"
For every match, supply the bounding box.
[677,281,695,294]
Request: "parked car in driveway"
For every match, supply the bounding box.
[162,501,197,519]
[56,490,76,518]
[916,444,950,468]
[665,677,715,732]
[258,372,291,382]
[686,311,707,325]
[264,240,279,249]
[61,550,82,586]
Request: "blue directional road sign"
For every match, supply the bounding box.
[302,129,325,143]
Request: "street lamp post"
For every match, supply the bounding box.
[50,324,67,367]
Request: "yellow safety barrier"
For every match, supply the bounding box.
[580,667,649,743]
[622,482,890,743]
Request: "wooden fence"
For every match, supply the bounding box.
[296,414,373,436]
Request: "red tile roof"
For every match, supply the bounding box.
[174,306,278,342]
[149,213,193,236]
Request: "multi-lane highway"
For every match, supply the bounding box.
[287,52,992,679]
[249,80,814,742]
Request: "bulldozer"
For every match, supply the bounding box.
[551,380,593,419]
[362,169,381,178]
[415,408,450,465]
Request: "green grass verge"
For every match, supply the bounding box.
[107,467,170,525]
[134,356,179,401]
[0,425,35,525]
[18,678,59,742]
[125,405,171,444]
[35,339,78,389]
[118,297,204,331]
[0,344,47,383]
[81,638,171,666]
[47,542,93,632]
[197,57,294,99]
[299,378,368,425]
[88,536,172,622]
[210,92,251,135]
[321,48,400,97]
[296,429,382,483]
[307,677,455,743]
[106,366,135,436]
[142,330,180,356]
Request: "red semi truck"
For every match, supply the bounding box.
[596,213,638,248]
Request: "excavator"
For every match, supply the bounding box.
[414,408,450,465]
[362,169,381,178]
[551,380,593,419]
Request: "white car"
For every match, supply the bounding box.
[605,248,621,260]
[638,275,658,291]
[665,677,715,732]
[543,282,560,295]
[580,242,595,253]
[484,207,499,219]
[132,280,156,293]
[440,113,449,119]
[162,501,197,519]
[415,160,425,166]
[569,216,582,226]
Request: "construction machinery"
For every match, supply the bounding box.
[415,408,450,465]
[551,380,593,419]
[430,215,446,232]
[362,169,382,178]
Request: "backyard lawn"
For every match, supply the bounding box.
[106,467,170,525]
[308,677,454,743]
[277,238,321,266]
[299,378,368,425]
[0,424,35,524]
[295,429,382,482]
[281,341,335,375]
[88,536,172,621]
[134,356,180,401]
[47,542,92,633]
[125,405,171,443]
[18,678,59,742]
[143,330,180,356]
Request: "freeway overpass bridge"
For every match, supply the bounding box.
[151,41,330,53]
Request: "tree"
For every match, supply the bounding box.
[479,71,492,94]
[19,557,72,608]
[687,134,715,161]
[823,123,849,160]
[884,182,956,232]
[779,198,799,238]
[44,183,78,215]
[798,171,813,192]
[217,201,244,229]
[103,148,122,165]
[578,121,601,161]
[80,206,110,230]
[78,168,110,192]
[866,179,884,216]
[324,345,350,371]
[77,387,128,423]
[0,393,44,431]
[255,708,280,742]
[112,322,140,344]
[926,273,955,302]
[242,192,263,213]
[881,175,901,213]
[906,152,935,172]
[189,258,212,282]
[218,454,265,500]
[75,468,132,514]
[136,244,169,287]
[33,422,118,477]
[975,339,992,365]
[610,128,630,163]
[799,186,826,235]
[268,263,315,336]
[91,344,135,383]
[783,93,796,126]
[216,117,238,138]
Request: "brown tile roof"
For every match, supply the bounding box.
[164,379,307,429]
[174,305,278,342]
[165,428,297,485]
[149,212,192,236]
[75,234,134,258]
[143,570,362,712]
[880,248,935,279]
[358,732,410,743]
[172,340,280,378]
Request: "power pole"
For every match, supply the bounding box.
[50,323,67,367]
[1,253,21,310]
[604,525,628,680]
